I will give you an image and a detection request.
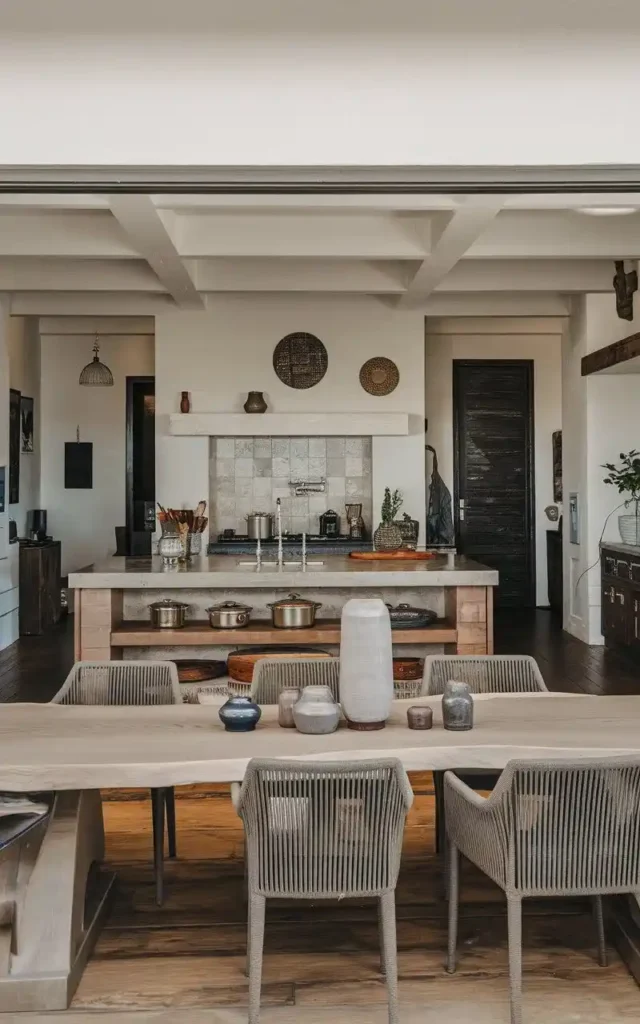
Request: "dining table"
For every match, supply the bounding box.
[3,690,640,1013]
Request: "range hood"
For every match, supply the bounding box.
[169,412,409,437]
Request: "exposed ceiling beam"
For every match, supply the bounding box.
[437,259,615,293]
[109,196,203,309]
[401,197,504,304]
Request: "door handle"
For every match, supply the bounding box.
[459,499,465,522]
[617,591,625,605]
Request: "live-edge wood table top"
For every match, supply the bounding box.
[3,693,640,791]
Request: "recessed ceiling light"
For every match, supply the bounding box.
[575,206,639,217]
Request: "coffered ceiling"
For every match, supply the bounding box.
[2,192,639,316]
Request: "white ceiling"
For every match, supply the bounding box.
[2,192,640,316]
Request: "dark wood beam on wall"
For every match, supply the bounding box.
[581,331,640,376]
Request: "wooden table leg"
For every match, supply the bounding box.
[0,790,115,1012]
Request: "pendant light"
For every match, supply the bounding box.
[79,335,114,387]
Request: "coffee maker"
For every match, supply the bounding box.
[27,509,48,542]
[319,509,340,537]
[345,503,366,540]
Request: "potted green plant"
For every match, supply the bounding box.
[602,450,640,544]
[374,487,404,551]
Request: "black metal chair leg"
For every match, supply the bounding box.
[433,771,446,856]
[165,787,177,859]
[150,787,165,906]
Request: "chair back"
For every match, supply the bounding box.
[52,660,181,706]
[251,657,339,705]
[422,654,547,695]
[237,758,413,898]
[492,757,640,896]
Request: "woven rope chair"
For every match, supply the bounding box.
[445,757,640,1024]
[52,660,181,905]
[251,656,422,705]
[422,655,548,853]
[233,758,413,1024]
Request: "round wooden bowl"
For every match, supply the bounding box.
[172,659,227,684]
[393,657,424,681]
[227,647,331,685]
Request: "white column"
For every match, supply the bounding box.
[562,292,640,644]
[0,294,19,650]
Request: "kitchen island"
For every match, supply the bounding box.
[69,554,498,661]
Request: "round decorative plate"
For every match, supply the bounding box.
[359,356,400,396]
[273,332,328,389]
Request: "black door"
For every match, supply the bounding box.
[126,377,156,556]
[453,360,535,608]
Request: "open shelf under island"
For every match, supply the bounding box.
[69,553,499,662]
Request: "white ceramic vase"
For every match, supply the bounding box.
[292,685,340,735]
[339,598,394,730]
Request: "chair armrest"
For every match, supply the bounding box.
[444,770,491,811]
[230,782,243,815]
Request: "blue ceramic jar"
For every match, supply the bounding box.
[218,695,262,732]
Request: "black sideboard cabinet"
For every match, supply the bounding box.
[19,540,61,636]
[601,546,640,655]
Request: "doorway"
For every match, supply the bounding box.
[126,376,155,556]
[453,359,535,608]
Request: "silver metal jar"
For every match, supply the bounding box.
[149,598,189,629]
[246,512,273,539]
[206,601,252,629]
[268,593,322,629]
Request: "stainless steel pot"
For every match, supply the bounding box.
[149,598,189,629]
[268,593,322,629]
[246,512,273,539]
[206,601,252,629]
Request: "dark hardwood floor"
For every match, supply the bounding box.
[0,615,74,703]
[0,609,637,703]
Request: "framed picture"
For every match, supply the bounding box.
[9,389,20,504]
[569,492,579,544]
[20,396,34,453]
[65,442,93,489]
[552,430,562,503]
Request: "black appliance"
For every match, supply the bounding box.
[27,509,47,542]
[319,510,340,537]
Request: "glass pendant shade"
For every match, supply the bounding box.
[79,340,114,387]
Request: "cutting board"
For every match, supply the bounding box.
[349,550,437,561]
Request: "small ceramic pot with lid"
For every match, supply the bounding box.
[206,601,252,629]
[268,593,322,629]
[150,598,189,629]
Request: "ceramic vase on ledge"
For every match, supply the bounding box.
[339,598,393,730]
[180,391,191,413]
[243,391,268,413]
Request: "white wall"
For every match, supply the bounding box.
[155,297,426,544]
[39,331,154,574]
[7,316,41,537]
[425,317,564,606]
[563,292,640,643]
[0,7,640,166]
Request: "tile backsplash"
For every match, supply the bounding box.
[210,436,372,536]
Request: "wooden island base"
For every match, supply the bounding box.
[74,585,493,661]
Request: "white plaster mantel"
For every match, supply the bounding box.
[169,412,409,437]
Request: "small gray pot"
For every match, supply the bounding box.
[292,685,340,735]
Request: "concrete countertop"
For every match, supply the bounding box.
[68,554,498,590]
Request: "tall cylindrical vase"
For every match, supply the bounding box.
[339,598,393,730]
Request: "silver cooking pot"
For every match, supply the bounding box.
[149,598,189,629]
[246,512,273,539]
[206,601,252,629]
[268,593,322,629]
